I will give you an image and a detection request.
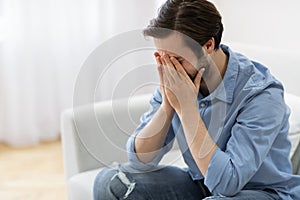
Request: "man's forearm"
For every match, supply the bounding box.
[134,104,174,163]
[180,107,217,176]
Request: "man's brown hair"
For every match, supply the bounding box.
[143,0,223,52]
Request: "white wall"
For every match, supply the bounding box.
[212,0,300,49]
[144,0,300,95]
[81,1,165,101]
[211,0,300,95]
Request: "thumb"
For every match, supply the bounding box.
[194,68,205,90]
[157,66,163,82]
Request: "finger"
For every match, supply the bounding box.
[170,57,190,80]
[194,68,205,91]
[155,55,162,66]
[161,65,175,100]
[166,63,181,84]
[162,54,174,68]
[162,64,175,85]
[162,56,176,84]
[162,54,178,77]
[158,66,169,95]
[154,52,162,65]
[161,54,167,66]
[157,66,164,86]
[154,53,164,87]
[159,55,171,85]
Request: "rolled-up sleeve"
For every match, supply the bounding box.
[126,88,175,171]
[205,87,287,196]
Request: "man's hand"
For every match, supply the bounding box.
[160,53,205,116]
[154,52,174,113]
[152,52,216,176]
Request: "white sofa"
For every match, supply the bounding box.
[61,92,300,200]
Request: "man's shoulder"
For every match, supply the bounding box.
[225,48,284,106]
[224,44,283,92]
[230,52,283,93]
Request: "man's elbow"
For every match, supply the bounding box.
[207,166,252,197]
[210,185,241,198]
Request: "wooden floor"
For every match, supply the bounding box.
[0,140,67,200]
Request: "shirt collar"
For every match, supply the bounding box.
[201,44,239,104]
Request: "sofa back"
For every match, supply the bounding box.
[61,94,152,178]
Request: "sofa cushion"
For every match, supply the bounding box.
[285,93,300,134]
[68,169,98,200]
[289,133,300,158]
[285,93,300,159]
[68,150,186,200]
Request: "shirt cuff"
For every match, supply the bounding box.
[126,134,164,171]
[204,148,230,195]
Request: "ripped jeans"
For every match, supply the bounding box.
[93,164,280,200]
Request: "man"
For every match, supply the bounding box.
[94,0,300,199]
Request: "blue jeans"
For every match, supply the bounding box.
[93,164,280,200]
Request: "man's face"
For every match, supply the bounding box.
[153,33,203,81]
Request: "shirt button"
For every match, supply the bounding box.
[200,102,206,108]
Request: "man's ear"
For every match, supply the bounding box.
[203,38,215,54]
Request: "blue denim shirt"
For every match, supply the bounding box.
[127,44,300,199]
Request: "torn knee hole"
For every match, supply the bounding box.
[110,170,136,199]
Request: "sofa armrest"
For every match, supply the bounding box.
[61,91,300,181]
[292,139,300,175]
[61,94,152,180]
[61,109,81,180]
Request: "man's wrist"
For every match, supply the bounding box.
[161,102,174,117]
[180,105,200,122]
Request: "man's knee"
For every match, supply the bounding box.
[93,167,140,200]
[93,168,117,199]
